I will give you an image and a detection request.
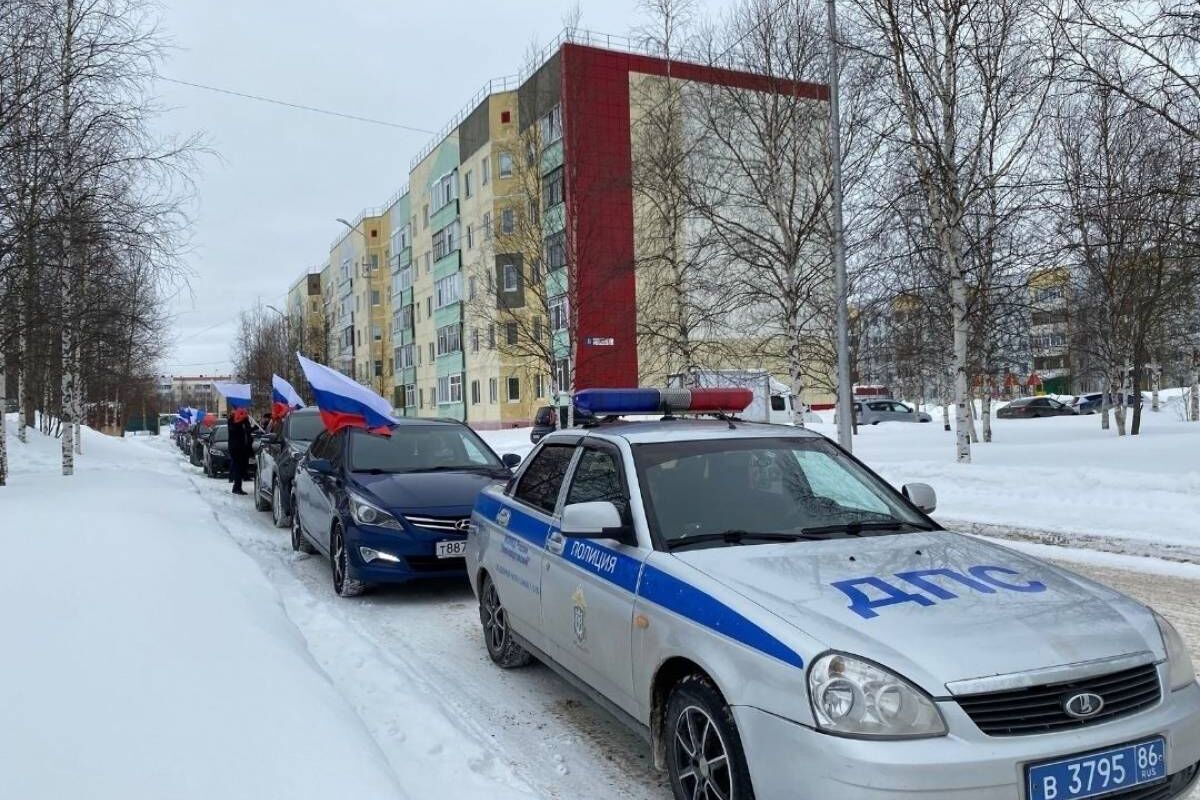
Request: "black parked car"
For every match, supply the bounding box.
[202,424,257,479]
[996,396,1078,419]
[188,418,223,466]
[254,408,325,528]
[530,404,596,444]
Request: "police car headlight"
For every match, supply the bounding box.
[1154,611,1195,691]
[808,653,946,738]
[348,493,404,531]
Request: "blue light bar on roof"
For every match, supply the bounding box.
[574,387,753,416]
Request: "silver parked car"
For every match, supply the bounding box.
[468,388,1200,800]
[848,398,933,425]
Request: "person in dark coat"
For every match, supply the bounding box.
[228,408,253,495]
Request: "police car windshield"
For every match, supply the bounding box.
[285,413,324,442]
[348,426,502,473]
[634,436,932,548]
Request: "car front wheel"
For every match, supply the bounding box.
[272,480,291,528]
[290,506,315,554]
[479,574,532,668]
[253,471,270,511]
[666,675,754,800]
[330,525,365,598]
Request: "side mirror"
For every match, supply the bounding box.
[561,501,627,540]
[903,482,937,514]
[308,458,335,476]
[502,452,522,469]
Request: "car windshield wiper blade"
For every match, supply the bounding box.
[351,467,402,474]
[400,464,498,473]
[801,519,932,536]
[666,530,812,551]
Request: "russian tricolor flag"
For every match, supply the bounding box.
[296,353,398,435]
[213,381,252,410]
[271,374,306,420]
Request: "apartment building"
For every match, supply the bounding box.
[1028,266,1072,394]
[294,33,828,426]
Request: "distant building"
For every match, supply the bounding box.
[157,375,231,415]
[1027,267,1072,394]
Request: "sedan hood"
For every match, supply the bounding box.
[353,470,506,515]
[673,532,1159,693]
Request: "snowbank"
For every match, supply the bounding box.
[0,415,404,800]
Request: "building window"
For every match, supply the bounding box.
[432,220,461,260]
[436,323,461,356]
[539,104,563,145]
[471,327,480,352]
[404,383,416,407]
[426,296,432,317]
[499,152,513,178]
[395,266,413,294]
[554,357,570,392]
[528,197,539,226]
[501,208,515,234]
[437,374,463,404]
[356,330,362,346]
[396,343,414,369]
[507,376,521,402]
[503,262,519,292]
[543,167,564,210]
[374,360,383,377]
[533,316,543,341]
[466,225,474,250]
[432,171,457,211]
[418,387,424,408]
[424,252,432,274]
[423,204,429,228]
[471,380,480,405]
[434,272,461,308]
[371,289,381,306]
[535,374,545,398]
[464,170,473,198]
[428,342,435,362]
[481,156,490,185]
[505,322,518,346]
[487,324,496,349]
[550,294,568,331]
[489,378,498,403]
[371,324,382,341]
[468,276,477,299]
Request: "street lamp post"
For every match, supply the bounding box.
[827,0,854,452]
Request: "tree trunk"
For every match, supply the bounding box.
[981,379,993,443]
[967,383,980,444]
[61,228,76,474]
[1191,349,1199,422]
[1112,373,1127,436]
[17,313,27,444]
[1151,364,1160,413]
[941,376,951,431]
[1131,361,1144,436]
[0,361,8,486]
[950,268,971,462]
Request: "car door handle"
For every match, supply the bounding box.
[546,530,565,555]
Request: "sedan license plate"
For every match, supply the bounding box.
[1027,737,1166,800]
[436,540,468,559]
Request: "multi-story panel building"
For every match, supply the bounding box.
[1028,267,1072,394]
[314,36,827,424]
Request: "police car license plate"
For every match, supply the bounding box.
[1026,737,1165,800]
[436,540,467,559]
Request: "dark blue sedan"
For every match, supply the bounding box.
[291,419,520,597]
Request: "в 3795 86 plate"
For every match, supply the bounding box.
[1026,737,1166,800]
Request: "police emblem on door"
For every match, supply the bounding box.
[571,587,587,645]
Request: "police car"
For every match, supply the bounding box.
[467,387,1200,800]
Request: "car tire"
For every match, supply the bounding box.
[479,574,532,669]
[253,471,270,511]
[291,507,316,554]
[272,480,291,528]
[665,674,755,800]
[330,525,365,598]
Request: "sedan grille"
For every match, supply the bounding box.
[404,514,470,534]
[957,663,1161,736]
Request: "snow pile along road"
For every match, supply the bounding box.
[0,416,404,800]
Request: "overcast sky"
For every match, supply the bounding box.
[156,0,720,377]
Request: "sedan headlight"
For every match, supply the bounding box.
[808,652,946,738]
[1154,611,1196,691]
[347,493,404,531]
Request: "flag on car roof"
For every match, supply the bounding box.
[271,374,305,420]
[212,381,252,410]
[296,353,398,435]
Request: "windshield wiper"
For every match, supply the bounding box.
[801,519,933,536]
[400,465,497,473]
[667,529,812,551]
[351,468,402,475]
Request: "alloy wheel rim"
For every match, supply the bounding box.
[482,583,507,653]
[673,705,732,800]
[333,531,345,588]
[273,482,282,525]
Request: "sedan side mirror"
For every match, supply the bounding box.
[308,458,335,476]
[501,452,522,469]
[903,482,937,514]
[561,501,627,540]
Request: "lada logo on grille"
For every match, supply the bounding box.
[1063,691,1105,719]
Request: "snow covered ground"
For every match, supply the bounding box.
[3,412,1199,799]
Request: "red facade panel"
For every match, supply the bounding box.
[560,44,827,390]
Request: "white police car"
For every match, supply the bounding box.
[466,388,1200,800]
